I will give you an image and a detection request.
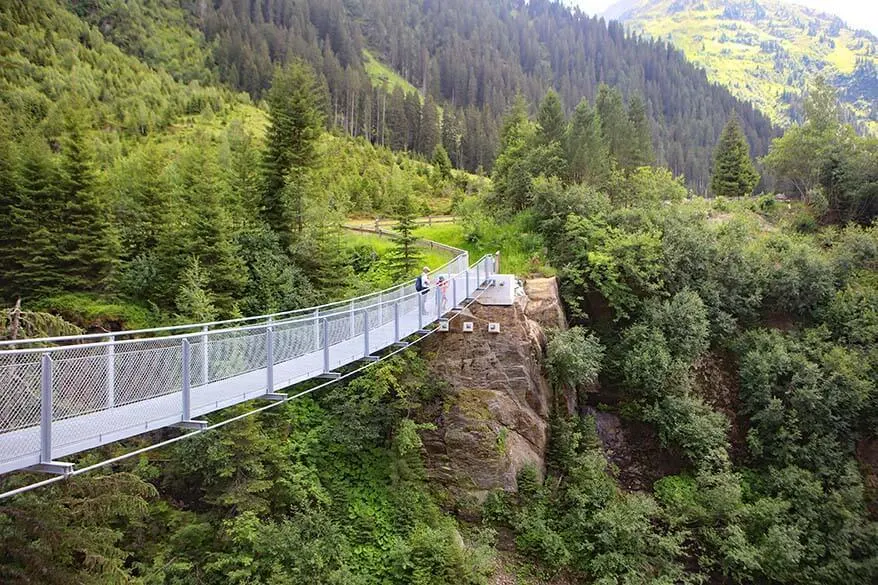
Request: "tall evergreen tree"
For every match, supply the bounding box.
[625,95,654,168]
[387,193,423,281]
[8,137,63,298]
[432,144,453,181]
[566,98,610,186]
[262,60,326,252]
[595,84,632,169]
[57,117,118,291]
[418,95,440,156]
[711,115,760,198]
[536,90,566,147]
[387,87,408,151]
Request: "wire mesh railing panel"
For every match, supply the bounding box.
[274,319,318,364]
[208,328,268,384]
[325,313,351,346]
[0,353,41,435]
[114,342,184,407]
[51,346,110,421]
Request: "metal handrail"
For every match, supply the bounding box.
[0,242,470,350]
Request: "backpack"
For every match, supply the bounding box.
[415,275,426,292]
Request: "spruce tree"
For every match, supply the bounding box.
[387,87,408,151]
[566,98,610,186]
[711,115,759,198]
[262,60,325,252]
[9,137,63,298]
[387,194,423,281]
[418,95,440,156]
[536,90,566,146]
[595,84,632,168]
[57,117,118,292]
[432,144,453,181]
[0,124,20,302]
[626,95,654,168]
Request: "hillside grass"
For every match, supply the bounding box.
[623,0,877,128]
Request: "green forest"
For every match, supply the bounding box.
[1,0,877,583]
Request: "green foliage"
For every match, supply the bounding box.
[711,115,759,198]
[616,166,689,208]
[386,194,424,281]
[544,327,605,389]
[496,415,693,583]
[0,473,157,585]
[262,60,326,250]
[561,214,665,319]
[174,257,218,322]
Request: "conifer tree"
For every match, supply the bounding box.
[8,137,63,297]
[0,124,21,302]
[262,60,325,252]
[57,117,118,291]
[595,84,632,168]
[566,98,610,186]
[418,95,440,156]
[711,115,760,198]
[387,194,423,281]
[536,90,566,146]
[626,95,654,168]
[387,87,408,151]
[432,144,453,181]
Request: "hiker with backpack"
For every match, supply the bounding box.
[415,266,430,315]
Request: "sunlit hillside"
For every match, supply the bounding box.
[607,0,878,133]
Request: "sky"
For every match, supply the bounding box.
[565,0,878,35]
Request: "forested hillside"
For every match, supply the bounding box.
[606,0,878,133]
[1,1,876,584]
[73,0,777,192]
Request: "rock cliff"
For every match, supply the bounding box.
[418,278,568,504]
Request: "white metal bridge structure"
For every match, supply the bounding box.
[0,244,497,494]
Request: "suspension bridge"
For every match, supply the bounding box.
[0,246,499,490]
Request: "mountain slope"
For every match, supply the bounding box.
[606,0,878,133]
[72,0,777,192]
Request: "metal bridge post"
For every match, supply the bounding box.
[349,299,355,337]
[182,339,192,421]
[201,325,209,386]
[313,309,320,351]
[363,309,370,357]
[465,268,470,299]
[435,286,441,320]
[106,335,115,408]
[452,276,458,308]
[476,263,481,288]
[394,301,400,342]
[40,354,53,463]
[266,325,274,392]
[322,318,330,373]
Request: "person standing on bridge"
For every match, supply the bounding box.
[416,266,431,315]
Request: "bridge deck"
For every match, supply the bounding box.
[0,258,493,476]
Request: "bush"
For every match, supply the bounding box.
[544,326,605,389]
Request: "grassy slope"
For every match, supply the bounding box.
[617,0,877,132]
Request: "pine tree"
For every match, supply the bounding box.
[262,60,325,252]
[595,84,632,168]
[711,115,760,198]
[387,193,423,281]
[536,90,566,146]
[566,98,610,186]
[387,87,408,151]
[432,144,453,181]
[418,95,440,156]
[57,117,118,292]
[626,95,654,168]
[8,137,63,298]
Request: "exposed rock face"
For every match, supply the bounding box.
[419,278,567,503]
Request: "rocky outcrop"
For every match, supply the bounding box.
[419,278,567,503]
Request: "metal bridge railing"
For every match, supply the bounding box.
[0,250,497,475]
